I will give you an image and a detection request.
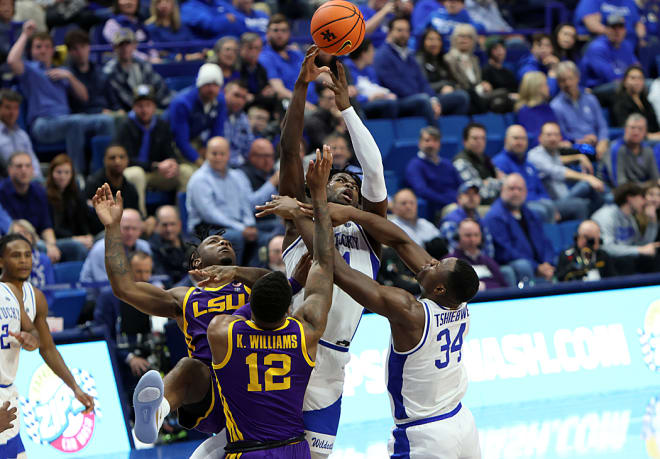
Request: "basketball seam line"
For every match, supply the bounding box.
[317,13,362,50]
[311,12,358,36]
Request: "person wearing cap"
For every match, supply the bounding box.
[115,85,195,216]
[65,28,110,115]
[517,33,559,98]
[580,14,639,106]
[574,0,645,48]
[404,125,463,220]
[440,180,495,258]
[168,62,228,165]
[103,28,173,112]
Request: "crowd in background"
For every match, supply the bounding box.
[2,0,660,432]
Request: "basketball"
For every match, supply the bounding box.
[311,0,365,56]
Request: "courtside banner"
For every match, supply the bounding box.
[340,285,660,425]
[16,341,131,457]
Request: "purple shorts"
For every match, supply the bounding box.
[226,440,311,458]
[177,371,225,434]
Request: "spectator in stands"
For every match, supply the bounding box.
[422,0,485,49]
[405,126,462,219]
[641,184,660,242]
[464,0,512,33]
[516,72,561,145]
[517,33,559,97]
[239,33,274,101]
[8,219,54,296]
[81,207,151,283]
[374,16,443,125]
[7,21,115,174]
[169,63,227,165]
[247,104,272,138]
[529,122,605,211]
[444,24,507,113]
[0,0,20,59]
[64,29,109,115]
[0,89,41,179]
[93,251,163,392]
[304,86,345,153]
[604,113,660,187]
[229,0,270,38]
[116,85,194,216]
[238,138,282,240]
[182,0,268,40]
[612,65,660,139]
[440,180,495,257]
[574,0,645,48]
[85,144,140,234]
[149,205,188,284]
[145,0,194,44]
[0,152,63,262]
[389,188,441,246]
[551,61,609,159]
[213,36,240,85]
[412,0,442,37]
[103,28,173,113]
[481,36,518,98]
[447,218,508,290]
[103,0,156,61]
[186,136,258,264]
[552,23,581,64]
[556,219,617,281]
[453,122,502,204]
[415,28,466,100]
[325,132,355,170]
[360,0,411,48]
[592,182,660,274]
[224,80,255,166]
[581,14,639,108]
[258,14,312,103]
[265,234,285,272]
[45,154,93,258]
[484,173,555,285]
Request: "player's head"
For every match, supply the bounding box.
[250,271,292,326]
[189,226,236,270]
[416,257,479,306]
[325,169,362,207]
[0,234,33,281]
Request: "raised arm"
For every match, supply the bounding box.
[94,183,182,319]
[7,20,35,76]
[278,45,329,201]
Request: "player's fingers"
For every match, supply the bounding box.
[337,62,347,85]
[318,65,331,74]
[1,401,9,410]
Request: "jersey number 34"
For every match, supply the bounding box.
[435,323,466,369]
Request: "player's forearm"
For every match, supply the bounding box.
[312,190,334,271]
[278,80,308,199]
[39,346,79,392]
[104,223,133,297]
[7,32,27,74]
[233,267,271,286]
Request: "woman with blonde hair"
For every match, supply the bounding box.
[145,0,194,43]
[516,71,560,146]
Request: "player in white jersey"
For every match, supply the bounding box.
[0,234,95,458]
[0,235,41,459]
[275,46,388,456]
[261,201,482,458]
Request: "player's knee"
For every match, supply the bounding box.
[174,357,209,380]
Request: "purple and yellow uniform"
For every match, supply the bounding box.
[178,283,250,434]
[213,318,314,457]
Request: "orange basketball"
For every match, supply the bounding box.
[311,0,365,56]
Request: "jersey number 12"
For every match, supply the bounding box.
[245,353,291,392]
[435,323,466,369]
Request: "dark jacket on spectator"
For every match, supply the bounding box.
[482,64,518,93]
[304,108,342,153]
[556,245,617,281]
[67,60,109,114]
[404,153,462,212]
[612,90,660,131]
[447,248,508,289]
[48,192,91,238]
[415,51,456,94]
[483,198,554,270]
[0,179,52,233]
[103,57,172,111]
[85,169,140,232]
[149,232,188,285]
[239,61,269,97]
[115,114,177,171]
[374,42,435,98]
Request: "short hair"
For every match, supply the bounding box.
[155,204,180,221]
[531,32,552,46]
[64,29,89,49]
[450,24,476,50]
[214,36,239,55]
[105,142,127,157]
[388,15,410,31]
[625,112,647,127]
[462,122,486,141]
[31,31,53,46]
[0,89,21,105]
[447,258,479,304]
[420,126,442,141]
[614,182,644,207]
[129,250,152,263]
[0,234,31,257]
[240,32,261,46]
[8,151,30,166]
[556,60,579,79]
[268,13,289,28]
[350,37,372,60]
[250,271,292,323]
[540,121,560,134]
[224,79,248,91]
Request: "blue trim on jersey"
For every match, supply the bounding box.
[0,283,15,301]
[391,425,411,458]
[395,403,463,429]
[0,431,25,457]
[349,308,365,342]
[282,236,303,260]
[319,339,349,352]
[391,301,431,356]
[355,223,381,279]
[387,349,408,420]
[303,396,342,435]
[0,382,13,388]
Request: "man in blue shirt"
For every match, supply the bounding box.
[360,0,412,48]
[0,90,41,179]
[7,20,115,174]
[181,0,268,40]
[574,0,644,48]
[169,63,228,165]
[404,126,462,219]
[550,61,610,159]
[421,0,486,48]
[517,33,559,97]
[223,80,254,167]
[186,136,263,264]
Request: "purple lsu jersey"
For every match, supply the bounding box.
[182,283,251,366]
[213,318,314,445]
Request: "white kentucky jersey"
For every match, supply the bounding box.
[283,221,380,354]
[386,299,470,424]
[21,282,36,322]
[0,282,23,387]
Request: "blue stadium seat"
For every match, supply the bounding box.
[165,76,195,91]
[473,112,507,136]
[364,119,395,159]
[393,117,426,142]
[146,191,176,214]
[164,319,188,367]
[439,139,459,160]
[177,191,188,236]
[384,140,418,183]
[384,170,400,196]
[53,261,84,285]
[51,289,86,329]
[559,220,581,252]
[503,112,517,127]
[90,135,112,173]
[485,137,504,157]
[438,115,470,139]
[153,61,204,79]
[609,128,624,140]
[542,223,563,259]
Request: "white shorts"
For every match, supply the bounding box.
[0,387,19,446]
[388,404,481,459]
[302,343,349,454]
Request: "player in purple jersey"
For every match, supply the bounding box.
[204,146,335,457]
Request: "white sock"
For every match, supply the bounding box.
[156,398,170,431]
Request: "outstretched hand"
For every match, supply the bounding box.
[0,401,16,434]
[298,45,330,84]
[92,183,124,227]
[9,330,38,351]
[256,195,305,220]
[74,387,95,414]
[325,62,351,111]
[189,265,238,287]
[306,145,333,194]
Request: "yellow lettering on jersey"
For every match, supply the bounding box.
[249,335,259,348]
[236,334,244,349]
[292,335,298,348]
[283,335,292,349]
[276,335,282,349]
[193,293,248,318]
